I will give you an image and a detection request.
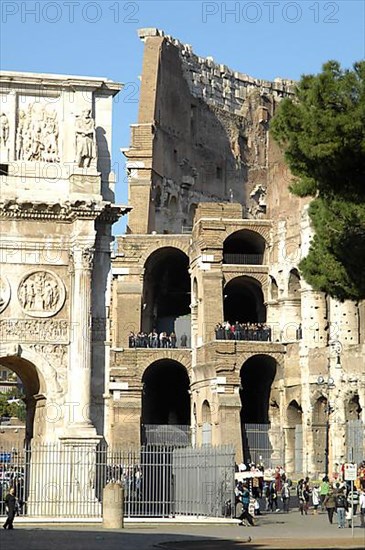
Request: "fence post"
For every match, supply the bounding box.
[102,482,124,528]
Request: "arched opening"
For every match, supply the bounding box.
[201,400,212,445]
[0,355,42,445]
[240,355,277,464]
[270,276,279,301]
[285,400,303,475]
[288,269,301,299]
[223,276,266,324]
[346,394,362,420]
[345,394,363,464]
[223,229,265,265]
[142,247,191,342]
[312,396,329,474]
[141,360,190,445]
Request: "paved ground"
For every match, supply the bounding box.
[1,511,364,550]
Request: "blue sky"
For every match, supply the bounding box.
[1,0,364,232]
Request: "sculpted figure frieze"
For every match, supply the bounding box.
[16,101,59,163]
[0,275,11,313]
[18,270,66,317]
[0,112,9,147]
[0,319,69,343]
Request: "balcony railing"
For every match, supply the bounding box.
[223,253,264,265]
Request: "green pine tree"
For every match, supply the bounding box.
[271,61,365,301]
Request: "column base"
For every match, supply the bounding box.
[60,422,101,441]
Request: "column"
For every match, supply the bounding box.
[67,243,97,436]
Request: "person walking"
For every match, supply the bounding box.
[297,479,307,516]
[237,485,255,527]
[324,488,336,524]
[312,485,320,514]
[3,487,17,529]
[335,488,348,529]
[281,481,291,513]
[319,476,330,510]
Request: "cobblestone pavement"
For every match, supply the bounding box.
[1,510,364,550]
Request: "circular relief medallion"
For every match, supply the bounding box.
[18,270,66,318]
[0,275,11,313]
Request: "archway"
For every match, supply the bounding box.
[142,247,191,340]
[345,394,363,464]
[270,276,279,301]
[201,400,212,445]
[312,396,329,475]
[223,276,266,324]
[288,269,301,299]
[240,355,277,465]
[0,355,42,444]
[285,400,303,475]
[141,360,190,445]
[223,229,265,265]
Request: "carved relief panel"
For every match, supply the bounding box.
[16,96,61,163]
[18,270,66,317]
[0,275,11,313]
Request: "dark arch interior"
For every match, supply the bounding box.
[223,230,265,264]
[347,394,362,420]
[0,356,41,441]
[142,360,190,425]
[142,247,190,333]
[313,396,328,425]
[223,277,266,323]
[270,276,279,300]
[287,399,303,426]
[240,355,277,424]
[288,269,301,298]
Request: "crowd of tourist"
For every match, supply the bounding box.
[128,330,188,349]
[215,321,272,342]
[233,460,365,529]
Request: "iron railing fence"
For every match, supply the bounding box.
[0,442,235,519]
[346,420,364,464]
[223,253,264,265]
[243,424,284,469]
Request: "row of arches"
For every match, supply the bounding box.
[139,231,302,339]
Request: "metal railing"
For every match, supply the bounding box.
[223,253,264,265]
[0,442,235,519]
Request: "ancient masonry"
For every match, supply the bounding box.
[109,29,364,477]
[0,30,364,480]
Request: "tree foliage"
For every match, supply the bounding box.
[0,388,26,422]
[271,60,365,301]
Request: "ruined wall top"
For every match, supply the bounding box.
[138,28,295,115]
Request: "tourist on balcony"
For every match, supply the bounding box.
[170,331,177,348]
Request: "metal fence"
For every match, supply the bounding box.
[0,442,235,519]
[223,253,264,265]
[243,424,284,468]
[346,420,364,464]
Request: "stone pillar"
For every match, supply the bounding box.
[301,289,327,348]
[103,482,124,528]
[68,243,96,434]
[329,298,359,348]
